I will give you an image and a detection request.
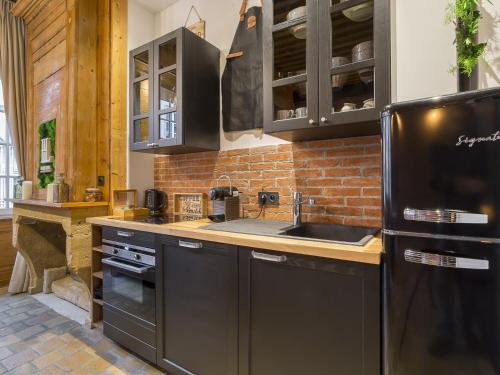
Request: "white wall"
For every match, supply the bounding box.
[154,0,287,151]
[393,0,458,101]
[128,0,156,206]
[478,0,500,89]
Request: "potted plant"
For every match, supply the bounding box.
[446,0,491,91]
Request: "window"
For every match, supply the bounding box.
[0,81,20,213]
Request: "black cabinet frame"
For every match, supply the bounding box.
[263,0,391,141]
[129,28,220,154]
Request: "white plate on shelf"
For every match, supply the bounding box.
[341,0,373,22]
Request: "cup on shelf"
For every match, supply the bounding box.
[331,56,350,89]
[276,109,295,120]
[341,103,357,112]
[362,98,375,109]
[295,107,308,118]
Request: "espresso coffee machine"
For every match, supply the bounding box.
[208,176,239,222]
[144,189,166,216]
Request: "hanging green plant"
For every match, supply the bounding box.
[446,0,491,77]
[37,119,56,189]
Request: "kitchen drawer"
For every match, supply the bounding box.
[102,226,155,249]
[104,322,156,364]
[103,305,156,347]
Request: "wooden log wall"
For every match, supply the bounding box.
[12,0,127,203]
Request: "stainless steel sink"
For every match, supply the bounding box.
[277,223,379,246]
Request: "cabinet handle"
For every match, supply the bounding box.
[404,249,489,270]
[321,117,327,123]
[308,119,315,125]
[117,231,134,238]
[147,143,159,148]
[251,251,287,263]
[179,240,203,249]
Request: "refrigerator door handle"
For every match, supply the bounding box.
[403,208,488,224]
[404,249,489,270]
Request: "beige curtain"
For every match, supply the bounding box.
[0,0,29,294]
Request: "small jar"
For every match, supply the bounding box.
[53,173,70,203]
[84,188,103,202]
[14,178,24,200]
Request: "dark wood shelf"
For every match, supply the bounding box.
[92,246,103,253]
[331,58,374,75]
[93,298,103,306]
[272,16,307,33]
[272,73,307,88]
[331,0,372,13]
[92,271,103,280]
[331,107,378,125]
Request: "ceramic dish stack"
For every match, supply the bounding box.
[287,6,307,39]
[331,56,350,89]
[352,40,374,83]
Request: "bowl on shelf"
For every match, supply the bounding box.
[362,98,375,109]
[331,56,350,89]
[352,40,373,62]
[290,23,307,39]
[358,68,374,83]
[341,103,357,112]
[286,6,306,21]
[340,0,374,22]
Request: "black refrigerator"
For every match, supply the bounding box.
[382,87,500,375]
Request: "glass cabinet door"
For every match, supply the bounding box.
[264,0,319,132]
[318,0,390,126]
[130,44,154,150]
[154,31,180,147]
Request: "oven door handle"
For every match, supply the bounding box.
[102,258,152,274]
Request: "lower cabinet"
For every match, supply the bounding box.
[156,236,238,375]
[238,248,380,375]
[154,236,380,375]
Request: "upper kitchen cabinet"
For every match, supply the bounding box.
[263,0,390,141]
[130,28,220,154]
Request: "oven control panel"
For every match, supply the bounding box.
[102,241,155,266]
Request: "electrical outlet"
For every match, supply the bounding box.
[97,176,105,186]
[258,192,279,206]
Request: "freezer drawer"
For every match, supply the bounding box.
[382,88,500,238]
[384,234,500,375]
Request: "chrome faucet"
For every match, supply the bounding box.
[292,192,316,226]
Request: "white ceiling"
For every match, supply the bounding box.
[132,0,179,14]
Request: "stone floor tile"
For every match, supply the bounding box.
[54,350,94,372]
[70,368,94,375]
[59,339,86,355]
[0,349,12,363]
[0,336,20,349]
[15,325,46,341]
[37,364,66,375]
[1,313,29,325]
[102,366,128,375]
[0,349,38,371]
[42,316,70,329]
[32,337,66,355]
[84,355,113,373]
[32,350,65,370]
[3,363,36,375]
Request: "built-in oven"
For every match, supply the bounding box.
[102,239,157,363]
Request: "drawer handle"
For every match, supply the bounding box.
[251,251,287,263]
[403,208,488,224]
[404,249,489,270]
[117,231,134,238]
[179,240,203,249]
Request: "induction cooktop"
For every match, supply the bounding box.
[111,214,202,225]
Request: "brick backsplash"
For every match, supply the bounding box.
[154,135,382,227]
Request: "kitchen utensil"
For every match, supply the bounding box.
[341,103,357,112]
[341,0,374,22]
[145,189,167,216]
[362,98,375,109]
[331,56,350,89]
[277,109,295,120]
[295,107,308,118]
[352,41,373,62]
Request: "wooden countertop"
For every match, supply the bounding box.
[13,199,109,209]
[87,216,382,265]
